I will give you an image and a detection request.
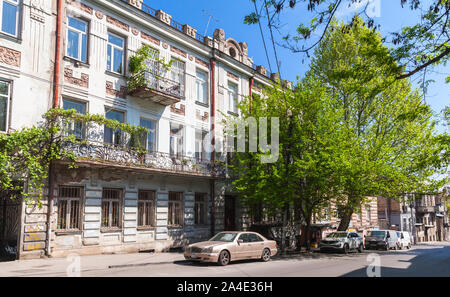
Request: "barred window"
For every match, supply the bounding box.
[138,190,155,228]
[57,186,82,231]
[168,192,184,227]
[101,188,122,229]
[194,193,207,225]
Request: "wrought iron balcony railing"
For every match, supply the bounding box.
[128,70,183,106]
[63,141,226,178]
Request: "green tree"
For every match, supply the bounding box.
[307,17,448,230]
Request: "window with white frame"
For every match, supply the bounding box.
[170,123,184,157]
[194,193,207,225]
[228,81,238,114]
[195,129,208,161]
[195,69,208,105]
[107,32,125,74]
[365,205,371,221]
[138,190,155,228]
[170,57,185,97]
[63,99,86,139]
[104,109,124,145]
[0,0,19,37]
[143,45,160,88]
[0,80,10,132]
[139,117,156,152]
[57,186,82,231]
[168,192,184,227]
[66,16,88,63]
[101,188,122,229]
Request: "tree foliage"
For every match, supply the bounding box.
[0,109,149,206]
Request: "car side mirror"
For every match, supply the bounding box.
[237,239,243,244]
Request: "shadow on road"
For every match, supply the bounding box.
[341,245,450,277]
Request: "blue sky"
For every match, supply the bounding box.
[143,0,449,132]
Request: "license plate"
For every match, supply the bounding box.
[191,253,197,258]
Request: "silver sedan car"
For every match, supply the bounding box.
[184,231,278,266]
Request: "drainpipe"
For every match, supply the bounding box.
[210,57,216,237]
[46,0,63,257]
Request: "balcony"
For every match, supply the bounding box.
[416,206,435,213]
[62,141,226,178]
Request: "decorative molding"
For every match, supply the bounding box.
[182,24,196,38]
[195,57,209,68]
[170,46,187,58]
[162,42,168,49]
[170,104,185,116]
[131,28,139,36]
[156,10,172,25]
[106,16,130,32]
[106,81,127,98]
[227,71,239,81]
[141,32,160,46]
[68,0,93,15]
[64,68,89,88]
[95,10,104,20]
[196,110,209,122]
[126,0,143,9]
[0,46,21,67]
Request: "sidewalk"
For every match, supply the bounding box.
[0,251,186,277]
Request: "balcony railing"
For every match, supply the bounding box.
[128,70,183,106]
[416,206,436,213]
[63,141,226,178]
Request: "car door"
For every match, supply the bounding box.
[235,233,252,259]
[248,233,265,258]
[348,233,356,249]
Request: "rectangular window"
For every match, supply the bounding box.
[139,118,156,152]
[57,186,82,231]
[170,58,185,97]
[365,205,371,221]
[67,17,88,63]
[228,82,238,114]
[104,109,124,145]
[195,129,208,161]
[195,69,208,105]
[143,46,160,88]
[170,123,184,157]
[101,188,122,229]
[107,32,125,74]
[194,193,207,225]
[138,190,155,228]
[0,80,10,132]
[1,0,19,37]
[63,99,86,139]
[168,192,184,227]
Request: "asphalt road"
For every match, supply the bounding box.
[77,242,450,277]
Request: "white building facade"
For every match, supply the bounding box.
[0,0,278,259]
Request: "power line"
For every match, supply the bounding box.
[254,0,273,74]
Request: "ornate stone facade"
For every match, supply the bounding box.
[0,46,21,67]
[106,15,130,32]
[64,68,89,88]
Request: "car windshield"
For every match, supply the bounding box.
[327,232,347,238]
[367,231,386,238]
[209,232,238,242]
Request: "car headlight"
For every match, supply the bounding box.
[202,247,214,253]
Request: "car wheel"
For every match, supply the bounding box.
[408,243,411,249]
[261,248,271,262]
[218,250,230,266]
[358,244,363,253]
[343,244,349,254]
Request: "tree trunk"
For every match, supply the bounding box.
[337,205,354,231]
[280,203,289,253]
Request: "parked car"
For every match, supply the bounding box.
[365,230,399,250]
[184,231,278,266]
[396,231,412,249]
[319,231,364,254]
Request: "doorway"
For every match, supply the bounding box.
[224,195,236,231]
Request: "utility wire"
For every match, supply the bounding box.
[254,0,273,74]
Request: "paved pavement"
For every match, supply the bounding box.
[1,242,450,277]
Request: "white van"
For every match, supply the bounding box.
[365,230,399,250]
[396,231,412,249]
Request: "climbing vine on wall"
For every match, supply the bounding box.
[0,108,150,206]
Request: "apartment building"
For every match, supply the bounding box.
[377,193,449,243]
[0,0,279,259]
